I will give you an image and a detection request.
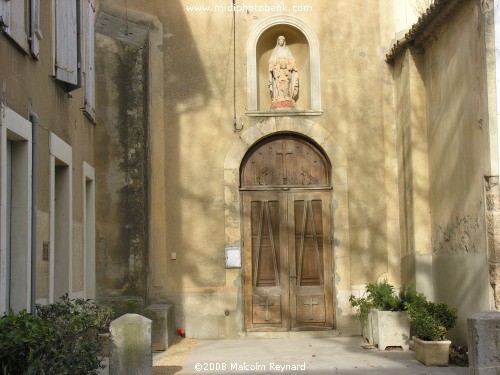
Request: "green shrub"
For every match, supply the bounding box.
[365,280,400,311]
[0,295,114,375]
[350,280,415,322]
[348,295,373,323]
[404,295,457,341]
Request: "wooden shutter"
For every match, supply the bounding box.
[30,0,42,59]
[83,0,95,121]
[55,0,78,86]
[0,0,10,33]
[1,0,29,51]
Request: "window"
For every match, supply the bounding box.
[30,0,42,59]
[0,0,41,58]
[0,106,32,314]
[49,132,72,302]
[54,0,95,118]
[54,0,80,89]
[83,162,95,299]
[83,0,95,121]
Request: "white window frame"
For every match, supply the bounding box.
[49,132,72,303]
[0,105,32,314]
[82,161,95,299]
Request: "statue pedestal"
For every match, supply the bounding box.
[271,100,296,110]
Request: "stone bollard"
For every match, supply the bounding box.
[144,304,175,351]
[110,313,152,375]
[467,310,500,375]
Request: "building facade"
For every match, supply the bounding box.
[0,0,97,313]
[2,0,498,347]
[93,0,500,344]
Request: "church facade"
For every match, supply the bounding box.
[91,0,498,345]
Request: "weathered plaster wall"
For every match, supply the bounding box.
[393,48,434,300]
[419,0,489,344]
[94,16,149,312]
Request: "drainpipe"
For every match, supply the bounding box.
[29,111,38,314]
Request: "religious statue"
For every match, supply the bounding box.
[268,36,299,110]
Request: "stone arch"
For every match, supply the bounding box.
[246,15,321,112]
[224,118,349,304]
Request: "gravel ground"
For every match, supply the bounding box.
[153,337,199,375]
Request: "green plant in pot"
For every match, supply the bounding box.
[349,294,373,344]
[350,280,416,350]
[405,294,457,366]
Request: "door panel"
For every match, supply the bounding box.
[243,191,333,332]
[289,192,333,330]
[243,192,289,331]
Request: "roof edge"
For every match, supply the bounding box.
[385,0,465,63]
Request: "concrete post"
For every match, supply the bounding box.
[144,304,175,351]
[467,310,500,375]
[110,313,152,375]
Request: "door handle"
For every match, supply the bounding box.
[290,273,297,283]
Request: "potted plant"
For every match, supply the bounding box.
[405,295,457,366]
[349,294,374,344]
[350,281,416,350]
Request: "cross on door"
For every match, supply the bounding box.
[303,296,319,320]
[259,296,275,321]
[276,144,293,184]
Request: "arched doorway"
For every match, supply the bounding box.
[241,134,334,331]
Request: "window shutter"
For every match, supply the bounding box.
[30,0,42,59]
[55,0,78,86]
[83,0,95,121]
[0,0,11,33]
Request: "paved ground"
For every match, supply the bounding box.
[163,336,469,375]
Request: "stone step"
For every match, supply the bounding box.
[238,330,340,339]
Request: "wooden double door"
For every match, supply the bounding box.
[242,190,334,331]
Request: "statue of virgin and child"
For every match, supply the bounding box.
[268,35,299,110]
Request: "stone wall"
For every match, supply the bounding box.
[392,0,493,344]
[486,176,500,309]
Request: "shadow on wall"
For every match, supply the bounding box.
[93,0,213,313]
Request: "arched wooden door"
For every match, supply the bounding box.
[241,135,334,331]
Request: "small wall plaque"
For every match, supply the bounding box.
[225,247,241,268]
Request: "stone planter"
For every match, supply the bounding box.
[370,309,410,351]
[361,317,374,345]
[414,337,451,366]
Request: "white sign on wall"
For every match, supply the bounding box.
[225,247,241,268]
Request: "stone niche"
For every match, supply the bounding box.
[247,16,321,115]
[257,25,310,111]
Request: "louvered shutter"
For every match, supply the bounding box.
[0,0,10,33]
[55,0,78,86]
[30,0,42,59]
[83,0,95,120]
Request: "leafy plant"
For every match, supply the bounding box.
[348,295,373,323]
[350,280,415,322]
[404,294,457,341]
[366,280,400,311]
[0,295,114,375]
